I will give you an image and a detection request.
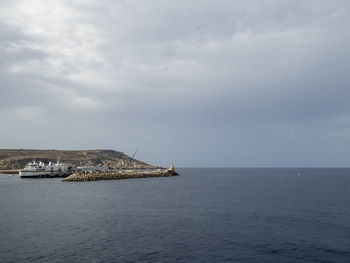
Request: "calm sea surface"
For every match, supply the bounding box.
[0,168,350,263]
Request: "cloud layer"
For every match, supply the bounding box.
[1,0,350,166]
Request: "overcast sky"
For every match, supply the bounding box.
[1,0,350,167]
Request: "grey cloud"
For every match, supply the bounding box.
[0,0,350,166]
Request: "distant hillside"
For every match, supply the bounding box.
[0,149,156,170]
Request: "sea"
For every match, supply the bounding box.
[0,168,349,263]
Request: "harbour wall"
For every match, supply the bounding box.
[63,169,178,182]
[0,170,19,174]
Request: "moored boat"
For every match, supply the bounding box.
[19,160,68,178]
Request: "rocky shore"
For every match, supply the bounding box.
[63,165,179,182]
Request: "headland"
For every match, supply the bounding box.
[0,149,178,181]
[0,149,156,172]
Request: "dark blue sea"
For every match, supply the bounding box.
[1,168,350,263]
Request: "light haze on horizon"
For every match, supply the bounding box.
[1,0,350,167]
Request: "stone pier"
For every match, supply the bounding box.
[63,166,178,182]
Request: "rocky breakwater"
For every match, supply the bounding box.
[0,170,18,174]
[63,165,179,182]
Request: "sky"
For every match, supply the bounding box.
[0,0,350,167]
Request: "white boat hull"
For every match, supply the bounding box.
[19,170,63,178]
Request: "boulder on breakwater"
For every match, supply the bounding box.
[63,165,179,182]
